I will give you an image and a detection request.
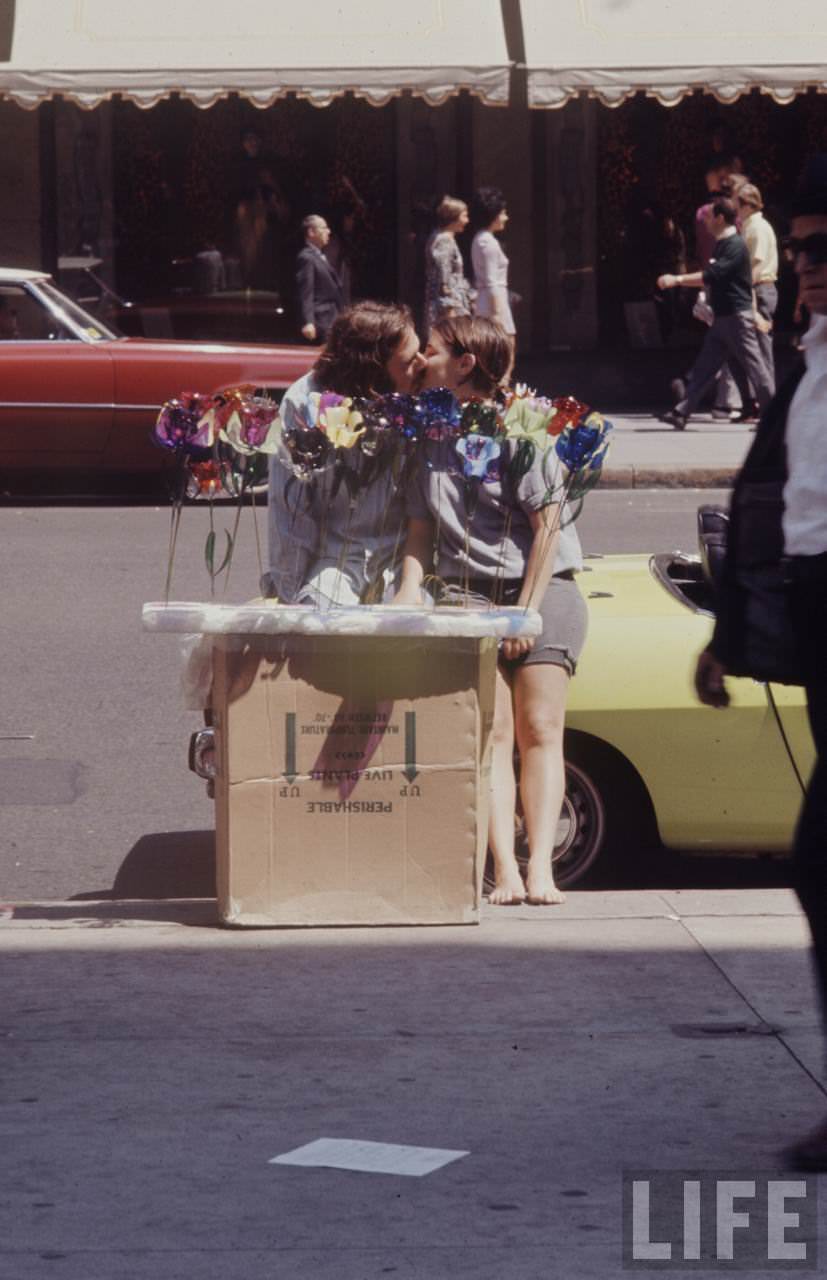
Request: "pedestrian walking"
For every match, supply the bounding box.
[694,155,827,1170]
[657,196,773,429]
[691,156,746,419]
[423,195,473,333]
[471,187,516,342]
[296,214,344,344]
[737,182,779,394]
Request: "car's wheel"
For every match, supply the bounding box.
[483,733,658,891]
[549,759,607,885]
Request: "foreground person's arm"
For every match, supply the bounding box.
[393,518,434,605]
[504,505,560,660]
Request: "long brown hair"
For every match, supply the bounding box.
[314,301,414,399]
[431,314,513,397]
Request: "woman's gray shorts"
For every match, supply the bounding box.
[438,573,589,677]
[513,573,588,676]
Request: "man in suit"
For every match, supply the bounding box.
[695,156,827,1170]
[657,196,774,429]
[296,215,344,344]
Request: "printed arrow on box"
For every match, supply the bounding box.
[284,712,297,784]
[403,712,418,783]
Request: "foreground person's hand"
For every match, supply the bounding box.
[501,635,535,662]
[392,586,423,607]
[694,649,730,708]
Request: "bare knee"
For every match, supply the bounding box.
[518,708,565,752]
[492,698,514,743]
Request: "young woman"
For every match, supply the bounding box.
[423,195,474,332]
[471,187,516,340]
[265,300,426,606]
[394,315,588,905]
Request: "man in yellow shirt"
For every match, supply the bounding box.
[737,183,779,395]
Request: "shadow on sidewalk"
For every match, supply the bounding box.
[11,899,217,926]
[71,829,216,904]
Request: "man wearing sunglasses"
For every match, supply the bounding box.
[694,156,827,1171]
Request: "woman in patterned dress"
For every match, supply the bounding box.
[423,195,474,332]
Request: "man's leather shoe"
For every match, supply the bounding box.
[782,1118,827,1171]
[733,403,760,423]
[659,408,687,430]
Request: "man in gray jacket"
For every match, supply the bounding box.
[296,215,344,344]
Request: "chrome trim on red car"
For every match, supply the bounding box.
[0,402,158,412]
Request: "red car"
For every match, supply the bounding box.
[0,269,315,479]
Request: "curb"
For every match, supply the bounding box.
[601,467,736,490]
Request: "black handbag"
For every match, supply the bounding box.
[699,486,806,687]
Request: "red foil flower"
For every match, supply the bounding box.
[550,396,590,435]
[186,459,222,499]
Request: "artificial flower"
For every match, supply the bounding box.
[456,433,501,481]
[376,392,423,440]
[220,396,280,455]
[186,459,222,499]
[502,396,558,446]
[555,412,612,473]
[550,395,590,433]
[419,387,462,426]
[460,399,501,438]
[316,392,365,449]
[153,393,210,452]
[278,420,332,479]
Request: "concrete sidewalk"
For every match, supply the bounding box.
[599,412,753,489]
[3,889,826,1278]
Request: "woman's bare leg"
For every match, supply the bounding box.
[487,662,525,904]
[514,662,569,904]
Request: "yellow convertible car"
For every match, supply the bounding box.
[519,509,813,889]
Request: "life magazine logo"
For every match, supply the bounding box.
[0,1,15,62]
[622,1171,818,1270]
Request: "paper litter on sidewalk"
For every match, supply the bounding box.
[269,1137,469,1177]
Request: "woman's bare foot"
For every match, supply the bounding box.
[488,860,526,905]
[526,861,566,906]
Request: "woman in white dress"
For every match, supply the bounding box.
[471,186,516,339]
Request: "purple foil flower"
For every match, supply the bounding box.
[153,393,209,451]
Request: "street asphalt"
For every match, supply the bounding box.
[2,889,825,1278]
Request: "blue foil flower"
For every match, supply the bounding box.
[555,414,613,473]
[419,386,462,428]
[456,433,501,481]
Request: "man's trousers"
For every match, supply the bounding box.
[677,311,774,418]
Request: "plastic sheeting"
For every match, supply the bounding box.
[143,601,543,639]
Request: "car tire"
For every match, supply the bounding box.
[483,732,659,892]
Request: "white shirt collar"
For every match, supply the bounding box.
[801,314,827,364]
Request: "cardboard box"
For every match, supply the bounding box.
[211,634,497,926]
